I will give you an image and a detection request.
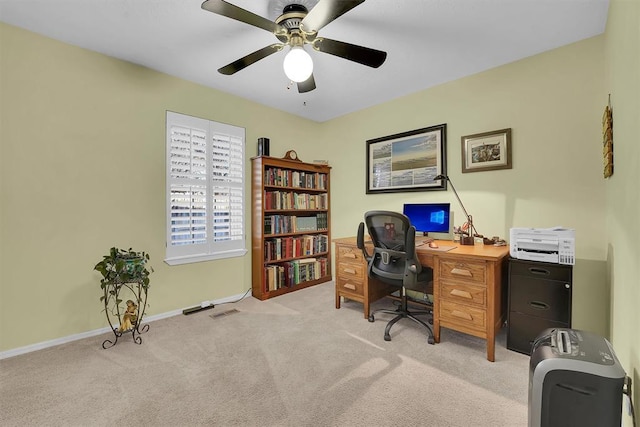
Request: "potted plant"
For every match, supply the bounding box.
[94,247,152,289]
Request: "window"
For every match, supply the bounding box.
[165,111,246,265]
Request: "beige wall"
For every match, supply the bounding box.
[603,0,640,421]
[326,36,608,337]
[1,10,637,411]
[0,23,323,351]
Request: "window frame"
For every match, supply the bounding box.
[165,111,247,266]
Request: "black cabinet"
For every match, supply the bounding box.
[507,259,572,355]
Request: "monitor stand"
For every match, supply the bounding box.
[420,231,434,244]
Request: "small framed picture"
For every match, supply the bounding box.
[461,128,512,173]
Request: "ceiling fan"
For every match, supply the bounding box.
[201,0,387,93]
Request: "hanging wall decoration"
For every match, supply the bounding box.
[366,124,447,194]
[602,95,614,178]
[461,128,512,173]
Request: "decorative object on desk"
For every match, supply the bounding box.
[483,236,507,246]
[383,222,396,239]
[366,124,447,194]
[602,95,613,178]
[461,128,512,173]
[257,137,270,156]
[434,174,478,245]
[94,247,152,348]
[283,149,301,161]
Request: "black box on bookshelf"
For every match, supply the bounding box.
[258,137,270,156]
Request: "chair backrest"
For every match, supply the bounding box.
[358,210,422,288]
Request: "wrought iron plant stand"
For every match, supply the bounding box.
[101,278,149,349]
[95,247,152,349]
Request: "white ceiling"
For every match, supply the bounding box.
[0,0,609,122]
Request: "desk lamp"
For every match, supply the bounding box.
[434,174,477,245]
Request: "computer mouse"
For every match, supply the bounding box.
[428,241,439,249]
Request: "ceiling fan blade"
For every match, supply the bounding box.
[202,0,286,35]
[218,44,284,75]
[300,0,365,33]
[297,74,316,93]
[313,38,387,68]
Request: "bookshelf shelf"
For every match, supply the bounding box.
[251,156,332,300]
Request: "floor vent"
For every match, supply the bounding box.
[210,309,240,319]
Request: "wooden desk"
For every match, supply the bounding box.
[333,237,510,362]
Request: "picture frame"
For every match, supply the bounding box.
[366,124,447,194]
[461,128,512,173]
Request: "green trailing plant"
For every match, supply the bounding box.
[94,247,153,303]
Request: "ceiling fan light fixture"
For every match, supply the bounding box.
[283,46,313,82]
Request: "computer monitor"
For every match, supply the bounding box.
[402,203,451,235]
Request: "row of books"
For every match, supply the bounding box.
[264,191,328,210]
[264,168,327,190]
[264,234,329,261]
[264,213,328,234]
[264,257,329,292]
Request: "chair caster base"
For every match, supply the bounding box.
[368,315,375,322]
[428,336,435,345]
[384,334,391,341]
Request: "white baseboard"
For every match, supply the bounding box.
[0,291,250,360]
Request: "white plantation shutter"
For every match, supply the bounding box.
[211,134,244,244]
[166,112,246,265]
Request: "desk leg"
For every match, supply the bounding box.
[486,318,503,362]
[432,284,441,343]
[487,340,495,362]
[363,292,371,319]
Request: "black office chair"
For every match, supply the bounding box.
[357,210,435,344]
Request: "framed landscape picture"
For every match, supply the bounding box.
[461,128,512,173]
[366,124,447,194]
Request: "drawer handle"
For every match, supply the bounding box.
[450,289,472,299]
[343,268,356,275]
[451,310,473,321]
[529,301,550,311]
[343,253,357,259]
[451,267,472,277]
[529,267,550,276]
[343,283,356,290]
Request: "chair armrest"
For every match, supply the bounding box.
[357,222,371,261]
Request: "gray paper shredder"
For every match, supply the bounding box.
[529,328,626,427]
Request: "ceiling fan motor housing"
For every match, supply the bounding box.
[276,4,309,35]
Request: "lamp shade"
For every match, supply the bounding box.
[283,46,313,82]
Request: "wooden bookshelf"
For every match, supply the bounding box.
[251,156,332,300]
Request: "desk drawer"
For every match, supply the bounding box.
[440,280,486,307]
[337,261,365,280]
[337,245,365,263]
[336,276,364,296]
[439,299,486,330]
[439,259,486,285]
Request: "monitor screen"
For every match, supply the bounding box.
[402,203,451,234]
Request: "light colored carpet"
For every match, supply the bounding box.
[0,281,529,426]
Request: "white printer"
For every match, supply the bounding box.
[510,227,575,265]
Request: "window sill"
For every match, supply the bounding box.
[164,249,247,266]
